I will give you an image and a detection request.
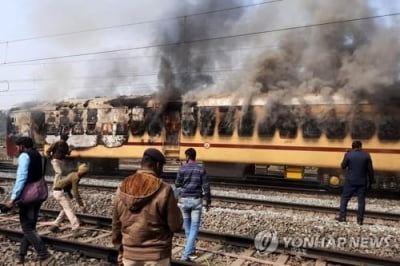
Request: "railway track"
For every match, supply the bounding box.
[0,209,398,266]
[1,175,400,222]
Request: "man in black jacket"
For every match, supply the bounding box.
[5,137,53,265]
[337,140,374,225]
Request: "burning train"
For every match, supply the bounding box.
[5,93,400,191]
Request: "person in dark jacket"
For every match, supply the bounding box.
[337,140,374,225]
[112,148,182,266]
[175,148,211,262]
[5,137,54,265]
[45,133,71,188]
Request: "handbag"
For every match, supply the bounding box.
[17,158,48,205]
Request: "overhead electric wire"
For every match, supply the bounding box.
[0,0,281,44]
[1,11,399,66]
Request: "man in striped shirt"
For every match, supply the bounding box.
[175,148,211,262]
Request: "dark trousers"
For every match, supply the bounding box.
[339,184,366,220]
[18,202,49,259]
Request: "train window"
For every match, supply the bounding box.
[45,111,58,135]
[258,117,276,137]
[378,117,400,140]
[302,119,322,139]
[351,118,376,139]
[87,109,98,123]
[325,119,347,139]
[238,107,255,137]
[86,123,97,135]
[72,122,84,135]
[277,113,297,138]
[130,107,145,136]
[218,107,235,136]
[116,123,128,135]
[182,105,197,136]
[200,107,216,136]
[145,108,162,137]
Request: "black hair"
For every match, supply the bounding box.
[352,140,362,149]
[15,137,34,148]
[60,134,69,141]
[185,148,196,160]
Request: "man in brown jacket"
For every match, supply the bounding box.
[112,148,182,266]
[49,163,89,237]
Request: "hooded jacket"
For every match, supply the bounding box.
[112,169,182,261]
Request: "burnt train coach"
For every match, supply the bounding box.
[6,93,400,190]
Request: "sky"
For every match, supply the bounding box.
[0,0,399,110]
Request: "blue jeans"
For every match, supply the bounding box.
[180,197,202,260]
[19,202,50,259]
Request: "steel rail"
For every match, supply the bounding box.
[213,195,400,221]
[37,209,400,266]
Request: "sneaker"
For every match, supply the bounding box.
[40,254,54,266]
[335,217,346,222]
[49,225,59,233]
[189,254,198,260]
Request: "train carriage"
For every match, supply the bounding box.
[5,93,400,191]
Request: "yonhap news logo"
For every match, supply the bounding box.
[254,230,279,254]
[255,230,395,255]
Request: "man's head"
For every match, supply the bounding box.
[77,163,89,177]
[60,134,69,141]
[185,148,196,161]
[15,137,34,154]
[141,148,166,176]
[352,140,362,149]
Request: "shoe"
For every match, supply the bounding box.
[189,254,198,260]
[40,254,54,266]
[15,254,25,264]
[335,217,346,222]
[357,218,363,225]
[49,225,59,233]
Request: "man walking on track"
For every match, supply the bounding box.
[112,148,182,266]
[337,140,374,225]
[46,133,71,188]
[175,148,211,262]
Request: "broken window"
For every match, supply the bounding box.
[59,109,70,135]
[258,117,276,137]
[200,107,216,136]
[325,118,347,139]
[302,119,322,139]
[130,107,146,136]
[351,118,376,139]
[145,108,162,137]
[277,109,297,138]
[45,111,59,135]
[238,107,255,137]
[182,104,197,136]
[86,109,98,135]
[218,107,235,136]
[378,116,400,140]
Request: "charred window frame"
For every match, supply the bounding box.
[218,107,235,136]
[59,109,70,135]
[45,111,59,135]
[351,118,376,139]
[325,118,348,139]
[378,116,400,140]
[302,119,322,139]
[199,107,216,136]
[258,116,276,137]
[145,108,162,137]
[86,109,98,135]
[238,107,255,137]
[72,109,84,135]
[276,108,297,138]
[130,107,146,136]
[182,104,198,137]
